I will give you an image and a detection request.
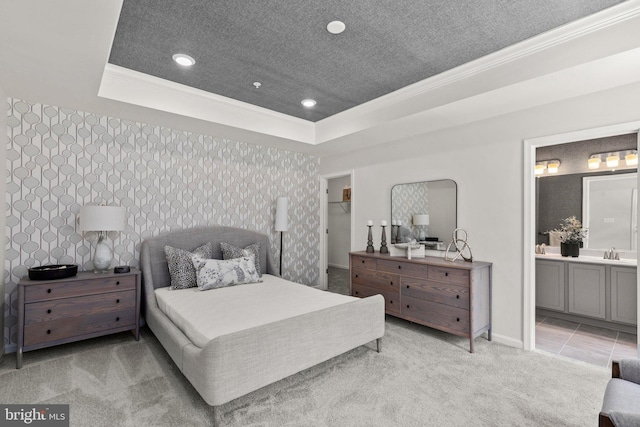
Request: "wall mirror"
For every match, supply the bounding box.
[537,171,637,252]
[391,179,457,250]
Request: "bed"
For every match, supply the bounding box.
[139,226,385,408]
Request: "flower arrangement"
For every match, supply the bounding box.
[553,216,588,244]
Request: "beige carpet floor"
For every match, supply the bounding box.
[0,317,611,426]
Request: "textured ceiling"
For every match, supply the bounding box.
[108,0,625,122]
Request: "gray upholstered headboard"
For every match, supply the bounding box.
[139,226,278,315]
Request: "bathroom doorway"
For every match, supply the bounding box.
[524,123,640,366]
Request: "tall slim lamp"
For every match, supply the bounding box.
[80,205,125,273]
[413,214,430,241]
[275,197,289,276]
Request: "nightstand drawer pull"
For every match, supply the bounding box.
[354,291,359,296]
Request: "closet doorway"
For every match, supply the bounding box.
[319,172,353,293]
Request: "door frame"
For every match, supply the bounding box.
[523,121,640,352]
[319,170,354,290]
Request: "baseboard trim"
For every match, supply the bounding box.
[490,333,523,349]
[328,264,349,270]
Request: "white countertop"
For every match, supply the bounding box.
[535,253,637,267]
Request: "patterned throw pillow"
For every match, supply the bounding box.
[220,242,262,277]
[165,242,213,290]
[191,254,262,290]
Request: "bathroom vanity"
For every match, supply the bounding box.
[535,254,637,332]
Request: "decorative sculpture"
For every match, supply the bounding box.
[444,228,474,262]
[366,224,375,253]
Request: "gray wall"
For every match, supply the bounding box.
[4,98,320,352]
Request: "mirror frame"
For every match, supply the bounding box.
[391,179,457,250]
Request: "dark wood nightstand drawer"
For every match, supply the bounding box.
[401,277,469,309]
[402,296,469,334]
[352,283,400,314]
[377,259,430,278]
[23,309,136,347]
[24,289,136,325]
[351,255,377,270]
[25,275,136,302]
[428,266,469,286]
[352,267,399,292]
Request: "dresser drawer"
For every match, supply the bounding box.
[401,296,469,334]
[24,289,136,325]
[351,255,377,270]
[377,259,430,278]
[401,277,469,310]
[428,266,470,286]
[24,275,136,302]
[352,283,400,314]
[352,267,399,292]
[23,309,136,347]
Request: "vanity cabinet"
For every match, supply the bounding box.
[350,251,492,353]
[536,260,565,312]
[568,264,606,319]
[535,258,637,328]
[611,266,638,325]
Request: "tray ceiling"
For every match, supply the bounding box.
[108,0,625,122]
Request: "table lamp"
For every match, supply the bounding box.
[412,214,430,241]
[79,205,126,273]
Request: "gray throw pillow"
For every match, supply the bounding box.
[191,254,262,290]
[220,242,262,277]
[165,242,213,290]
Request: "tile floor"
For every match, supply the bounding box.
[536,314,638,367]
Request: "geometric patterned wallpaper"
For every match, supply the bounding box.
[4,97,320,350]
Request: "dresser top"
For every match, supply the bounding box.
[350,251,491,270]
[19,268,140,285]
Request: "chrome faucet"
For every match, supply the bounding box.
[604,247,620,260]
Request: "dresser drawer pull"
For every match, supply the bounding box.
[46,329,51,334]
[355,274,358,278]
[398,265,402,269]
[406,285,410,289]
[389,300,393,304]
[47,288,52,294]
[406,304,410,309]
[456,317,460,322]
[116,317,120,322]
[116,281,120,285]
[390,281,393,285]
[361,260,365,264]
[116,299,120,304]
[354,291,359,296]
[47,309,52,314]
[456,295,460,299]
[445,272,449,277]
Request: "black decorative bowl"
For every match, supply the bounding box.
[28,264,78,281]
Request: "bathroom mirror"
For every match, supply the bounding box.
[537,171,637,252]
[391,179,457,250]
[582,173,637,251]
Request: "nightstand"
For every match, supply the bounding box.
[16,269,141,369]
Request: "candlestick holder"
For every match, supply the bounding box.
[380,225,389,254]
[366,225,375,253]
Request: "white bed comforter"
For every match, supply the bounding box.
[155,274,357,348]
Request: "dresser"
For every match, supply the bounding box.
[16,269,141,368]
[350,251,492,352]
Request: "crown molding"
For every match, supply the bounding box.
[99,64,316,144]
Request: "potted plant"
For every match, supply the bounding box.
[553,216,588,257]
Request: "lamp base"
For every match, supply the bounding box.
[92,234,113,274]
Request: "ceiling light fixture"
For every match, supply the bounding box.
[172,53,196,67]
[253,82,262,89]
[326,20,346,35]
[301,99,316,108]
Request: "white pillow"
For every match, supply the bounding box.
[191,254,262,290]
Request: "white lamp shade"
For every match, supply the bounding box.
[79,206,126,231]
[275,197,289,232]
[412,214,429,226]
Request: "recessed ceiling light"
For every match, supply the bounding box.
[172,53,195,67]
[327,20,346,35]
[301,99,316,108]
[253,82,262,89]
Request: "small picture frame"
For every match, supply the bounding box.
[342,188,351,202]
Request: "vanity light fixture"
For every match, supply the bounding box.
[587,150,638,170]
[172,53,196,67]
[534,160,560,176]
[301,99,316,108]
